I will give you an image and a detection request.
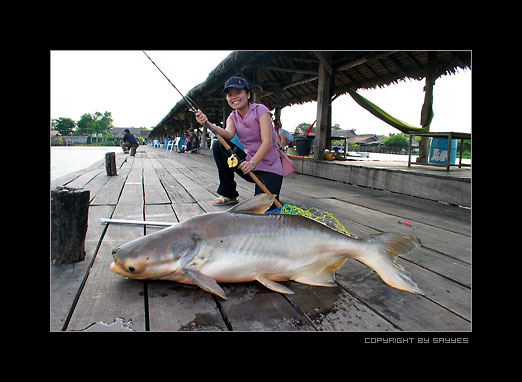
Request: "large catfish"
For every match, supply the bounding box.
[110,194,423,299]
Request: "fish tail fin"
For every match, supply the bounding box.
[353,233,424,295]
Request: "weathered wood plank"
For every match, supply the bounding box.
[51,204,116,331]
[335,258,470,331]
[169,167,218,203]
[284,283,397,331]
[51,160,104,189]
[89,164,131,206]
[65,159,147,331]
[147,281,227,331]
[154,167,196,204]
[143,167,171,204]
[171,202,205,222]
[218,283,315,331]
[64,168,105,190]
[70,170,111,203]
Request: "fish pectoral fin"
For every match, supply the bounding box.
[255,275,294,295]
[182,268,227,300]
[227,194,275,215]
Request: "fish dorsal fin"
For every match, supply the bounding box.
[227,194,275,215]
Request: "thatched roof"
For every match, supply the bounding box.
[151,51,471,138]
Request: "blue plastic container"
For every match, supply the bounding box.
[429,137,457,165]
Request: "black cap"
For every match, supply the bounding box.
[222,76,249,94]
[123,128,130,133]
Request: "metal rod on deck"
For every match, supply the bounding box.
[100,218,176,227]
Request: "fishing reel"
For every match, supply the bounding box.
[227,154,239,168]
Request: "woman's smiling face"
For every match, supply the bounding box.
[225,88,250,110]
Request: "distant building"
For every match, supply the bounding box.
[331,129,357,139]
[347,134,381,146]
[330,130,381,147]
[63,136,88,145]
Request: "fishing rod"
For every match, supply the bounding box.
[143,51,282,208]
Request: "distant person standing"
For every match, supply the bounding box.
[121,128,139,155]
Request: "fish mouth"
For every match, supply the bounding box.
[110,261,147,279]
[110,260,126,276]
[109,261,117,272]
[110,259,134,277]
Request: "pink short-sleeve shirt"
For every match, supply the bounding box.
[228,103,283,176]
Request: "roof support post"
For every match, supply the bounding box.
[314,55,333,160]
[417,52,437,163]
[273,85,283,130]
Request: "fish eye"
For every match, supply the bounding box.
[128,266,135,272]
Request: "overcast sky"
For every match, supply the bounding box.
[51,50,471,136]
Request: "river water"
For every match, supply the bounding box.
[51,146,121,181]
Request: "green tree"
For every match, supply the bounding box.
[96,111,114,135]
[75,111,114,136]
[383,133,408,147]
[52,117,76,136]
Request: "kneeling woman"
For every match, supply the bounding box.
[195,76,283,208]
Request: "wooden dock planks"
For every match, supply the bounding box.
[51,146,471,332]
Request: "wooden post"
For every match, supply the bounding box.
[314,56,332,160]
[51,187,90,264]
[273,86,283,130]
[105,152,117,176]
[417,74,435,163]
[417,52,437,164]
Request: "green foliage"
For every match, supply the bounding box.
[52,117,76,136]
[382,133,408,147]
[75,111,113,136]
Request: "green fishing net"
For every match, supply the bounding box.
[269,203,351,237]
